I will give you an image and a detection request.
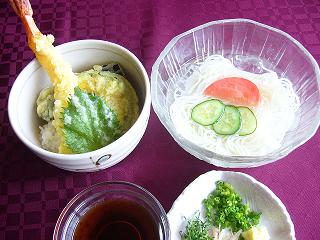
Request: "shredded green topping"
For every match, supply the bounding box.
[63,87,121,153]
[182,213,211,240]
[203,181,261,232]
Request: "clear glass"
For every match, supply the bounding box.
[151,19,320,168]
[53,181,170,240]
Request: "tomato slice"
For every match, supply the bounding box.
[204,77,260,106]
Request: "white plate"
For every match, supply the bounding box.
[168,171,295,240]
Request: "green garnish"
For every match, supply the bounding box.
[63,87,121,153]
[203,181,261,232]
[182,213,211,240]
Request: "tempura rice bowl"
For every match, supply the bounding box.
[8,40,151,172]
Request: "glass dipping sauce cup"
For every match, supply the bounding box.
[53,181,170,240]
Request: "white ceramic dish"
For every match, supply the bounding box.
[8,40,151,172]
[168,170,295,240]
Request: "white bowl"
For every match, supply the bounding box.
[168,170,295,240]
[8,40,151,172]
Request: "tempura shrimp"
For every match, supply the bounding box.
[9,0,78,153]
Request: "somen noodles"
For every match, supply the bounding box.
[170,55,299,156]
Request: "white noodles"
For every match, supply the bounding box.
[170,55,300,156]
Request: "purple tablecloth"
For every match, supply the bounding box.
[0,0,319,239]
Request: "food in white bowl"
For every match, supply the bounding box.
[37,62,139,154]
[170,55,300,156]
[168,171,295,240]
[9,0,140,154]
[182,181,270,240]
[8,0,150,171]
[151,19,320,167]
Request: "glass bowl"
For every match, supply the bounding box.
[151,19,320,168]
[53,181,170,240]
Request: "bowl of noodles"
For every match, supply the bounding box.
[151,19,320,167]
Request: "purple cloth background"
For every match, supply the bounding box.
[0,0,320,239]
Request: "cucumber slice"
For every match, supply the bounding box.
[212,105,241,135]
[238,107,257,136]
[191,99,225,126]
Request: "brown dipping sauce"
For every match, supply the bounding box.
[73,199,160,240]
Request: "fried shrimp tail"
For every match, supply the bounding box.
[8,0,40,39]
[9,0,78,153]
